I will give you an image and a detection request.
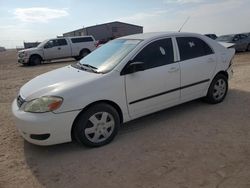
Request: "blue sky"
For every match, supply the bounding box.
[0,0,250,48]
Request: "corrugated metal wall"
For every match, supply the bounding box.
[63,22,143,41]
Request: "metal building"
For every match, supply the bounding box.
[63,21,143,42]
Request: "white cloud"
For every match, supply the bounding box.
[14,7,69,23]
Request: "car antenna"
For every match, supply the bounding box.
[178,16,190,32]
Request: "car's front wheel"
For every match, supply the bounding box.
[29,55,42,66]
[73,103,120,147]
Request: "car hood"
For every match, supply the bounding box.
[20,65,102,100]
[19,47,40,53]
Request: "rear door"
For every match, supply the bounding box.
[176,36,216,102]
[124,38,181,118]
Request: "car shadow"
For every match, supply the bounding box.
[23,89,250,187]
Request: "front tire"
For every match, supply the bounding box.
[28,55,42,66]
[204,74,228,104]
[73,103,120,147]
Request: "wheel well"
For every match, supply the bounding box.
[216,71,228,80]
[80,48,91,54]
[70,100,123,141]
[29,54,43,61]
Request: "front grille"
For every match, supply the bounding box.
[17,95,25,108]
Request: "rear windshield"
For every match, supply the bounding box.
[71,37,94,43]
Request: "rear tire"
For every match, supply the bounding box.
[28,55,42,66]
[73,103,120,147]
[204,74,228,104]
[74,50,90,61]
[247,44,250,51]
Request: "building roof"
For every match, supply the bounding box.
[64,21,143,34]
[85,21,143,29]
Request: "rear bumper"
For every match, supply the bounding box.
[227,66,233,80]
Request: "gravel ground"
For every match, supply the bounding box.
[0,50,250,188]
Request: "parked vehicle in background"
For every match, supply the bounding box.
[18,36,96,66]
[0,46,6,52]
[216,34,250,52]
[242,32,250,37]
[12,32,235,147]
[205,34,217,40]
[96,39,109,47]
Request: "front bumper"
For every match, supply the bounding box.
[18,57,29,64]
[12,99,80,145]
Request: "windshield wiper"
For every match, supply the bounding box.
[81,63,97,70]
[76,63,100,73]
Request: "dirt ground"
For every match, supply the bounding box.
[0,50,250,188]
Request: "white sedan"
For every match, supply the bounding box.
[12,32,235,147]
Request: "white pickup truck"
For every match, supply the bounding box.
[18,36,97,65]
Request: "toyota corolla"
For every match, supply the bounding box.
[12,32,235,147]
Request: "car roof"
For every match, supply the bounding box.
[120,32,204,40]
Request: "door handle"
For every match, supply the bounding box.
[58,47,61,50]
[168,67,179,73]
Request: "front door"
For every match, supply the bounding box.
[43,39,70,60]
[124,38,181,118]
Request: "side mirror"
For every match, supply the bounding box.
[121,61,145,75]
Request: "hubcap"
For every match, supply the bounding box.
[213,79,226,100]
[84,112,115,143]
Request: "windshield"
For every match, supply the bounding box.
[216,35,234,42]
[79,39,142,73]
[37,39,49,48]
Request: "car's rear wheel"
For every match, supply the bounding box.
[73,103,120,147]
[74,49,90,61]
[29,55,42,66]
[247,44,250,51]
[204,74,228,104]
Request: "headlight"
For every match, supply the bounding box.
[23,96,63,113]
[18,51,28,58]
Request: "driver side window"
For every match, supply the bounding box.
[133,38,174,70]
[45,40,54,48]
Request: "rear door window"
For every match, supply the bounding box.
[177,37,214,61]
[50,39,67,47]
[57,39,67,46]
